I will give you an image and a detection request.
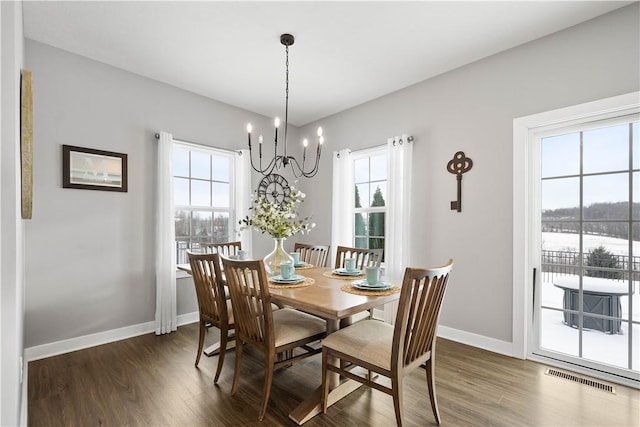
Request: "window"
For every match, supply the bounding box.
[514,91,640,386]
[173,142,235,262]
[537,117,640,376]
[353,147,387,252]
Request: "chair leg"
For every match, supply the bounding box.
[213,326,227,384]
[391,375,405,427]
[321,348,330,413]
[195,319,206,367]
[425,357,441,424]
[231,341,243,396]
[258,352,275,421]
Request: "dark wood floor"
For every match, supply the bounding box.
[28,322,639,426]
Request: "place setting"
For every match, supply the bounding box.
[341,266,400,296]
[291,251,313,270]
[269,260,314,288]
[323,257,366,279]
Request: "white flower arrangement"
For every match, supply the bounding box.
[239,187,315,238]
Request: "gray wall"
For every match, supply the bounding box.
[23,40,287,347]
[299,4,640,342]
[23,4,639,350]
[1,1,26,424]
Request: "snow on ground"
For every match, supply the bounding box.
[528,232,639,376]
[540,276,639,371]
[542,231,640,256]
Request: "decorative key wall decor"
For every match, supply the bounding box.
[447,151,473,212]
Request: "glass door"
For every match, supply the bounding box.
[533,117,640,383]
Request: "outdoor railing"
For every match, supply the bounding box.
[176,241,204,264]
[541,249,640,283]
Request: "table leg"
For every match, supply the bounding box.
[288,319,365,425]
[203,336,236,357]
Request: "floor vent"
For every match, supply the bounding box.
[545,369,615,394]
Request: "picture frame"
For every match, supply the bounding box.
[62,145,128,192]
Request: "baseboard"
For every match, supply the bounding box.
[177,311,199,326]
[23,314,514,364]
[24,312,200,362]
[437,325,514,357]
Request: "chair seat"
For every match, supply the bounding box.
[273,308,326,348]
[322,319,394,370]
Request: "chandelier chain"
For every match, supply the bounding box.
[284,44,290,157]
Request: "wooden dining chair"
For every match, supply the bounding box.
[335,245,384,320]
[334,245,383,270]
[321,259,454,426]
[294,242,330,267]
[221,257,327,421]
[187,251,234,383]
[201,241,242,257]
[200,241,243,288]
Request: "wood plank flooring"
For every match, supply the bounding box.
[28,323,639,426]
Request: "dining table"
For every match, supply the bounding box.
[178,262,401,424]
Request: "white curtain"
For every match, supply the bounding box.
[384,134,413,323]
[331,149,353,264]
[235,149,253,254]
[155,131,177,335]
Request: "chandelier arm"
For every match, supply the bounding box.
[289,159,302,178]
[288,154,320,178]
[249,147,278,175]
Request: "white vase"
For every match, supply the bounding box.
[263,237,294,275]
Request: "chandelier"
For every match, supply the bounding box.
[245,33,323,178]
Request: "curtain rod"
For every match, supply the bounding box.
[338,135,415,156]
[154,133,242,155]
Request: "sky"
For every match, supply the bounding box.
[541,120,639,211]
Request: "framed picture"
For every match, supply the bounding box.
[62,145,128,192]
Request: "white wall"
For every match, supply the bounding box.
[1,1,26,425]
[300,4,640,344]
[22,4,639,357]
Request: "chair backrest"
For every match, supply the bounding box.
[334,245,384,270]
[392,259,454,371]
[187,251,228,325]
[201,241,242,257]
[294,243,330,267]
[221,257,274,350]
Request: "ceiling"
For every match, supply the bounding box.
[22,1,633,126]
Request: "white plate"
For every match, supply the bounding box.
[294,262,307,268]
[352,280,391,291]
[333,268,362,276]
[270,274,305,284]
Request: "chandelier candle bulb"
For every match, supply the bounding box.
[274,117,280,143]
[303,139,308,162]
[259,134,263,156]
[247,123,252,147]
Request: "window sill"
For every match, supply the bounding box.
[176,269,191,280]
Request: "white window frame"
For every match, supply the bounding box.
[173,140,236,261]
[351,145,388,253]
[513,91,640,387]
